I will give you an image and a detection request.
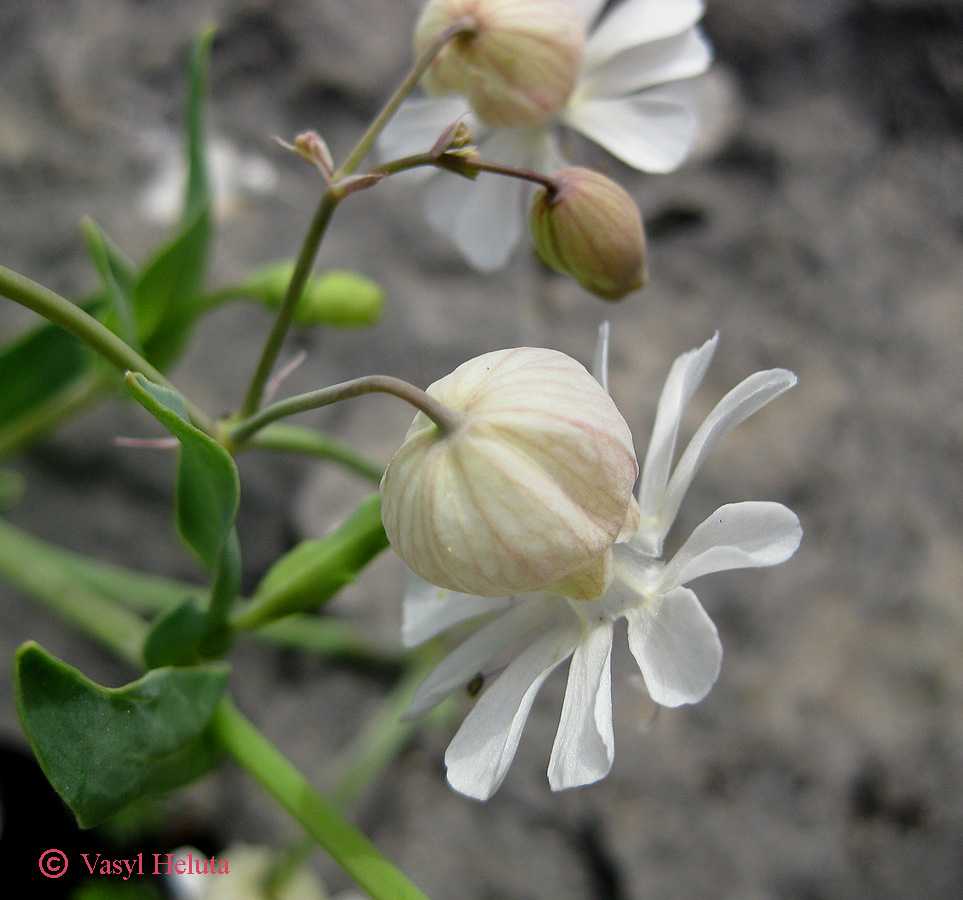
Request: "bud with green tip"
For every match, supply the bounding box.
[231,262,385,328]
[380,347,639,601]
[415,0,586,128]
[531,167,648,302]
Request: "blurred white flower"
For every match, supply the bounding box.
[400,326,802,800]
[380,0,712,270]
[138,132,278,225]
[165,844,327,900]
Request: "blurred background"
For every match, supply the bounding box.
[1,0,962,897]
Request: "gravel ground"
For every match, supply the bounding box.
[2,1,963,898]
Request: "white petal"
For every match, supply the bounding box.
[548,620,615,790]
[377,96,475,163]
[574,0,609,29]
[592,321,610,390]
[580,28,712,100]
[636,333,718,552]
[402,572,511,648]
[403,598,554,720]
[529,128,567,174]
[658,501,803,593]
[656,369,798,540]
[562,92,698,173]
[423,172,523,271]
[445,623,580,800]
[423,127,547,271]
[585,0,705,69]
[626,586,721,706]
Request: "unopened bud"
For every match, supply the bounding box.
[278,131,334,175]
[531,167,648,301]
[430,118,476,158]
[380,347,639,600]
[415,0,585,128]
[235,262,385,328]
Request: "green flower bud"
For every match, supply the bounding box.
[415,0,585,128]
[381,347,639,601]
[531,167,648,302]
[234,262,385,328]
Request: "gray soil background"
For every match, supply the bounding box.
[2,0,963,898]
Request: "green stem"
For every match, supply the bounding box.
[434,152,560,193]
[0,517,147,665]
[238,191,340,418]
[246,423,384,483]
[334,16,478,180]
[237,18,475,421]
[211,697,434,900]
[230,375,462,447]
[0,264,215,434]
[0,515,400,665]
[369,150,560,193]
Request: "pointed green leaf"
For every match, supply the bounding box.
[132,28,215,369]
[185,26,215,222]
[15,642,229,828]
[235,493,388,630]
[81,217,139,348]
[0,322,89,430]
[125,373,239,570]
[134,207,211,368]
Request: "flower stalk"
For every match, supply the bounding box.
[210,697,434,900]
[231,375,462,447]
[334,15,478,180]
[238,17,478,420]
[0,264,215,434]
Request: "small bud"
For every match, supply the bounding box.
[531,167,648,301]
[430,117,475,158]
[275,131,334,176]
[415,0,585,128]
[380,347,639,600]
[235,263,385,328]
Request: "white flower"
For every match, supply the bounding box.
[381,346,639,600]
[400,326,802,799]
[380,0,712,271]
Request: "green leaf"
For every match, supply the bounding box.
[185,27,215,222]
[0,321,89,430]
[132,28,214,369]
[125,373,239,571]
[235,493,388,630]
[142,599,209,669]
[207,526,242,628]
[134,206,211,368]
[15,642,229,828]
[81,217,138,348]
